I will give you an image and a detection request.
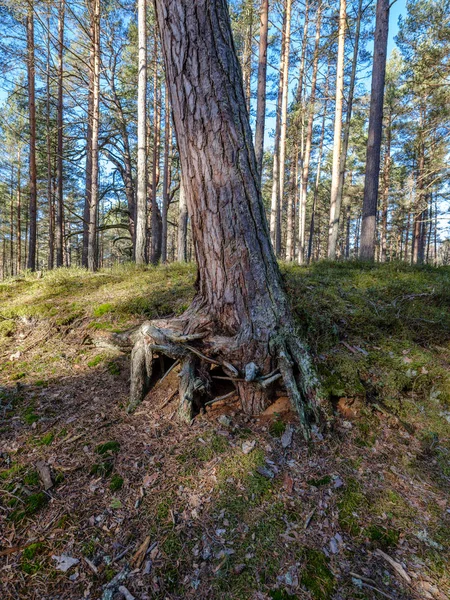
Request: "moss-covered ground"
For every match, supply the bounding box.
[0,261,449,599]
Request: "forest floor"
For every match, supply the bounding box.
[0,261,449,600]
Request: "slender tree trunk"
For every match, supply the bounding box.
[270,0,291,256]
[379,115,391,262]
[297,0,322,264]
[359,0,390,260]
[412,144,425,264]
[254,0,269,181]
[161,90,171,263]
[87,0,100,272]
[26,4,37,272]
[56,0,65,267]
[17,149,21,273]
[46,8,54,271]
[135,0,148,265]
[150,46,162,264]
[177,179,188,262]
[242,0,253,112]
[327,0,346,260]
[82,17,95,268]
[334,0,363,244]
[129,0,324,436]
[307,65,330,264]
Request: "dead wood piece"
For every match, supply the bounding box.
[131,535,151,569]
[118,586,135,600]
[36,460,53,491]
[375,549,412,584]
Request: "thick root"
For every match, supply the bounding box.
[127,319,329,437]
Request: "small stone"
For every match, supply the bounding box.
[281,424,294,448]
[52,555,80,572]
[242,440,256,454]
[256,466,274,479]
[329,537,338,554]
[234,563,246,574]
[334,476,344,489]
[218,415,231,428]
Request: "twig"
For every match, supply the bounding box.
[160,389,178,410]
[159,359,180,383]
[205,391,236,406]
[351,575,395,600]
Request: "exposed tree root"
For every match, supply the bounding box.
[125,318,331,440]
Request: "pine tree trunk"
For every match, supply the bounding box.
[46,8,54,271]
[26,4,37,272]
[177,179,188,262]
[127,0,326,438]
[56,0,65,268]
[359,0,390,260]
[87,0,100,272]
[297,1,322,265]
[82,18,95,268]
[333,0,363,246]
[327,0,346,260]
[150,48,162,265]
[161,90,171,263]
[254,0,269,181]
[379,115,391,262]
[242,0,253,113]
[135,0,148,265]
[17,149,21,273]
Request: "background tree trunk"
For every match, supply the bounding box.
[135,0,148,265]
[177,179,188,262]
[359,0,390,260]
[26,4,37,272]
[254,0,269,181]
[327,0,346,260]
[56,0,65,268]
[87,0,100,272]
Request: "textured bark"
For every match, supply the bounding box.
[26,5,37,272]
[56,0,65,268]
[297,1,322,265]
[241,0,254,113]
[16,149,21,273]
[82,14,95,269]
[359,0,389,260]
[87,0,100,272]
[327,0,346,260]
[128,0,326,435]
[135,0,148,265]
[254,0,269,181]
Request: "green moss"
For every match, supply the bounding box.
[338,478,367,537]
[270,591,299,600]
[90,461,114,477]
[82,539,97,558]
[93,303,113,317]
[300,548,335,600]
[87,354,105,368]
[21,541,46,574]
[109,474,124,491]
[365,524,399,548]
[107,361,121,376]
[95,441,120,455]
[36,432,54,446]
[11,491,49,522]
[308,475,332,487]
[23,404,39,424]
[269,420,286,438]
[23,470,40,487]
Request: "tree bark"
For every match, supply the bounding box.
[87,0,100,272]
[46,7,54,271]
[297,0,322,265]
[135,0,148,265]
[327,0,346,260]
[26,4,37,272]
[128,0,325,437]
[17,148,22,273]
[359,0,389,260]
[254,0,269,182]
[56,0,65,268]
